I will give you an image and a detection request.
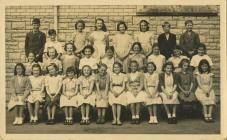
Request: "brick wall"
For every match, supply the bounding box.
[5,5,220,101]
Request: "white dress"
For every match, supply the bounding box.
[134,31,153,55]
[89,31,109,59]
[195,73,216,105]
[77,76,96,107]
[79,56,99,70]
[147,54,166,73]
[160,73,179,104]
[126,72,146,104]
[27,76,45,103]
[144,72,162,105]
[60,78,78,108]
[109,73,127,106]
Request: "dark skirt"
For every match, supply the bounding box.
[44,94,60,108]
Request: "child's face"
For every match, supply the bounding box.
[32,23,40,31]
[147,63,155,74]
[153,47,160,55]
[173,49,181,57]
[83,66,92,77]
[47,65,57,76]
[32,67,40,77]
[77,22,84,32]
[163,24,170,33]
[106,49,114,58]
[16,65,23,76]
[67,71,75,79]
[201,63,208,72]
[165,64,173,74]
[98,66,107,76]
[197,47,205,56]
[28,53,35,62]
[113,64,121,74]
[182,62,189,71]
[84,48,92,57]
[133,44,141,54]
[140,22,148,32]
[50,34,56,41]
[96,20,103,30]
[130,62,138,73]
[119,24,126,33]
[48,48,57,59]
[66,44,74,54]
[186,23,193,31]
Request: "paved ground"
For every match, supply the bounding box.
[6,105,220,134]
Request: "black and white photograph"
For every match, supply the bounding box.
[1,0,226,139]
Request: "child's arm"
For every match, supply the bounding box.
[53,78,62,98]
[208,75,214,93]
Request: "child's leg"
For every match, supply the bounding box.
[85,104,90,120]
[112,104,117,121]
[130,103,136,119]
[148,105,153,117]
[153,105,157,117]
[27,102,34,121]
[163,104,171,118]
[97,108,101,121]
[135,103,141,119]
[208,105,214,118]
[34,101,40,121]
[81,104,85,120]
[18,106,24,124]
[116,104,121,121]
[172,104,177,117]
[47,106,51,120]
[51,105,56,120]
[203,105,208,118]
[101,108,106,119]
[69,107,73,120]
[13,106,20,124]
[64,107,69,120]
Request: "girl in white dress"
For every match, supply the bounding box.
[126,61,146,124]
[77,65,96,125]
[112,21,133,73]
[95,64,110,124]
[159,62,179,124]
[60,66,78,125]
[109,62,127,125]
[195,59,215,122]
[144,62,162,124]
[89,18,109,59]
[27,64,45,124]
[134,20,154,57]
[147,43,166,73]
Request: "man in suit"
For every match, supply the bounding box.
[158,22,176,60]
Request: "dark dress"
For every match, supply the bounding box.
[158,33,176,59]
[25,31,46,62]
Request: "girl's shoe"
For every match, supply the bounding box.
[64,120,68,125]
[148,117,154,124]
[85,119,90,125]
[80,119,86,125]
[172,117,177,124]
[13,118,19,125]
[135,118,140,124]
[167,118,172,124]
[117,120,122,126]
[96,117,101,124]
[46,119,52,125]
[17,118,23,125]
[33,120,38,125]
[100,117,105,124]
[112,120,117,125]
[131,119,136,124]
[204,117,209,123]
[68,120,73,125]
[208,117,215,123]
[153,117,158,124]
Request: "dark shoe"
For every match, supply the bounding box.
[112,120,117,125]
[131,119,136,124]
[46,119,52,125]
[85,119,90,125]
[50,119,55,124]
[167,118,172,124]
[117,120,122,126]
[33,120,38,125]
[135,118,140,124]
[96,118,101,124]
[100,118,105,124]
[204,117,209,123]
[172,117,177,124]
[80,120,85,125]
[208,117,215,123]
[64,120,68,125]
[68,120,73,125]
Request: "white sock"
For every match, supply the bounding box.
[34,116,38,121]
[172,114,176,117]
[167,114,171,118]
[132,115,136,119]
[135,115,139,119]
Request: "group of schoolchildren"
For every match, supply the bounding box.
[8,17,216,126]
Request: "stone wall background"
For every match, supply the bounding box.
[5,5,220,102]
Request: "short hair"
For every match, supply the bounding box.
[47,47,58,58]
[146,62,157,71]
[82,45,95,55]
[64,42,76,52]
[14,63,26,76]
[139,20,149,31]
[198,59,211,73]
[178,58,190,68]
[66,66,76,74]
[197,43,207,53]
[117,21,128,31]
[27,51,37,61]
[128,60,139,73]
[98,63,108,70]
[46,63,58,73]
[185,20,193,26]
[75,20,85,30]
[162,61,175,72]
[81,65,92,76]
[131,42,143,52]
[48,29,57,36]
[32,18,40,25]
[162,21,171,28]
[31,63,42,75]
[113,62,123,73]
[95,18,107,32]
[105,46,114,52]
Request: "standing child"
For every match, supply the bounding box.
[195,59,215,122]
[77,65,96,125]
[126,61,146,124]
[168,45,189,73]
[100,46,115,74]
[43,29,63,62]
[71,20,89,58]
[44,63,62,124]
[79,45,99,74]
[25,18,46,62]
[190,43,213,73]
[95,64,110,124]
[147,43,166,73]
[112,21,133,72]
[144,62,162,124]
[60,67,78,125]
[44,47,63,74]
[89,18,109,59]
[27,64,45,124]
[134,20,154,57]
[61,42,79,75]
[109,62,127,125]
[8,63,30,125]
[127,42,146,72]
[159,62,179,124]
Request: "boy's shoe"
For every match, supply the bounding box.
[50,119,55,124]
[68,119,73,125]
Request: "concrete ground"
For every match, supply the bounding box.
[6,104,220,134]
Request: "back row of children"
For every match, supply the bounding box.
[8,18,215,126]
